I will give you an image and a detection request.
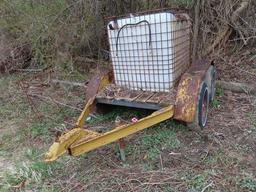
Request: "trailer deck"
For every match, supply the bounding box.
[96,84,177,110]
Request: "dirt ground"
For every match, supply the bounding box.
[0,46,256,192]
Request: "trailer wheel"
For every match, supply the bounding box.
[187,82,209,129]
[197,82,209,128]
[205,65,216,102]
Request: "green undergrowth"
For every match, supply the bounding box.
[0,0,194,74]
[111,120,186,170]
[1,74,256,191]
[181,170,211,191]
[247,111,256,132]
[238,174,256,191]
[0,73,136,191]
[1,148,83,191]
[87,106,185,163]
[210,87,224,108]
[140,121,183,161]
[0,74,86,191]
[87,106,145,125]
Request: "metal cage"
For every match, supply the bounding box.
[107,10,191,92]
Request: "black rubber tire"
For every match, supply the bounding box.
[198,82,209,129]
[205,65,216,102]
[186,82,209,130]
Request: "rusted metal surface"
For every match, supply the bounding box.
[174,59,212,123]
[85,68,114,102]
[75,97,95,128]
[96,84,176,104]
[187,59,212,75]
[96,98,162,110]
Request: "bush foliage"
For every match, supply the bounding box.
[0,0,254,71]
[0,0,193,71]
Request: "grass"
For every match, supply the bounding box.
[4,161,60,187]
[0,74,85,191]
[238,174,256,191]
[2,156,65,191]
[181,171,210,191]
[210,99,221,108]
[0,73,256,191]
[247,111,256,133]
[87,106,144,125]
[235,144,254,154]
[1,1,255,191]
[216,87,224,97]
[140,121,182,161]
[210,87,224,108]
[1,95,183,189]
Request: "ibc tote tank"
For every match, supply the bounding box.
[107,10,191,92]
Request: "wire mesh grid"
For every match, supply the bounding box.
[108,10,191,92]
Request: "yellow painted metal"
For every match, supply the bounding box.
[174,60,211,123]
[45,70,174,162]
[45,128,100,162]
[45,71,113,162]
[45,106,174,161]
[76,71,113,128]
[76,97,95,127]
[174,74,200,122]
[45,128,86,162]
[98,72,113,92]
[70,106,174,156]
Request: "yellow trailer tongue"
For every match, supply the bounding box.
[44,105,174,162]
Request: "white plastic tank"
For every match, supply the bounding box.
[107,11,191,92]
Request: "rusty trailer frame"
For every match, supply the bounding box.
[45,59,214,162]
[45,9,216,162]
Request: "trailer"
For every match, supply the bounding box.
[45,9,216,162]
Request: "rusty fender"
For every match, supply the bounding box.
[174,59,212,123]
[85,68,114,102]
